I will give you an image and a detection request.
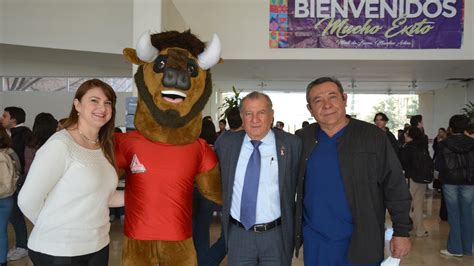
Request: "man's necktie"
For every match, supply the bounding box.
[240,140,262,230]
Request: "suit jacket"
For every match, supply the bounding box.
[214,129,302,265]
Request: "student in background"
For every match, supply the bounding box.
[23,113,58,175]
[217,119,227,136]
[435,115,474,257]
[399,126,429,238]
[1,106,32,262]
[295,121,309,136]
[274,121,285,131]
[374,112,398,153]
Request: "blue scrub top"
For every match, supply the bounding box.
[303,127,380,266]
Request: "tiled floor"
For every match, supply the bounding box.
[7,191,474,265]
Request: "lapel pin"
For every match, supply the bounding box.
[280,146,285,156]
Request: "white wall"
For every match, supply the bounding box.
[133,0,163,41]
[162,0,187,32]
[171,0,474,60]
[1,0,133,54]
[0,44,131,77]
[419,91,434,139]
[466,81,474,100]
[429,83,474,137]
[0,0,5,45]
[0,91,133,128]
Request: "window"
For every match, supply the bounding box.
[1,77,133,92]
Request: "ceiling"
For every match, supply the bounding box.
[211,59,474,93]
[2,44,473,93]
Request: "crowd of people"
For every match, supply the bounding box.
[374,110,474,259]
[0,76,472,265]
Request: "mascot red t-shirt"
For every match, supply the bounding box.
[115,131,217,240]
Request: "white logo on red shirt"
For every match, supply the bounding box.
[130,154,146,173]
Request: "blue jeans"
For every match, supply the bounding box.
[9,194,28,249]
[0,197,14,263]
[443,184,474,255]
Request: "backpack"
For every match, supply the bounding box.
[0,149,19,198]
[411,147,434,184]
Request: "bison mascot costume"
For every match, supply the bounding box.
[115,30,223,265]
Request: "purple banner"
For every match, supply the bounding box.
[269,0,464,49]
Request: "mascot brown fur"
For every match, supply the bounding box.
[116,30,222,266]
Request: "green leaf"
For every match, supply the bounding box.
[219,86,243,119]
[461,101,474,122]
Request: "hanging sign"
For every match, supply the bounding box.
[269,0,464,48]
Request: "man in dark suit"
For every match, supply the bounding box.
[214,91,301,266]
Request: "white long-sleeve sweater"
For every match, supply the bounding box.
[18,130,118,256]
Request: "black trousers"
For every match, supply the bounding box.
[29,245,109,266]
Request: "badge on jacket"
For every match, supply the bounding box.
[280,146,285,156]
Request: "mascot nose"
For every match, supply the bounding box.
[162,68,191,90]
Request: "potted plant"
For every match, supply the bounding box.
[219,86,242,118]
[461,101,474,123]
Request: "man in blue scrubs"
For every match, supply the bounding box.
[294,77,412,265]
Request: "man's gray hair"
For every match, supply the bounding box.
[239,91,273,112]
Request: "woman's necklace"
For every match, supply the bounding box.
[78,129,99,144]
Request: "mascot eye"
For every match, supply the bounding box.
[187,65,195,74]
[158,60,166,70]
[187,62,198,77]
[153,55,168,73]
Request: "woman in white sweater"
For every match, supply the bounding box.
[18,79,123,266]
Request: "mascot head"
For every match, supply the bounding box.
[123,30,222,145]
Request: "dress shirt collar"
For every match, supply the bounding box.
[244,130,275,146]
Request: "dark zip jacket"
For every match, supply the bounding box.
[398,141,426,180]
[10,126,32,174]
[385,128,399,154]
[434,134,474,185]
[294,119,412,264]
